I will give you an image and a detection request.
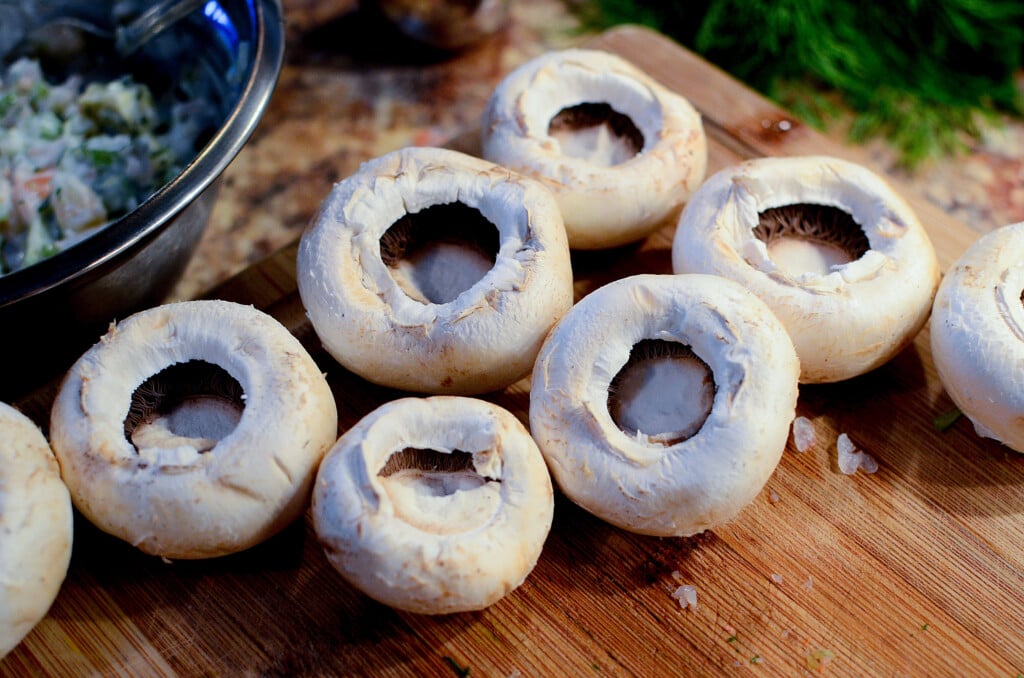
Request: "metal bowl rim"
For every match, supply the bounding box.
[0,0,285,308]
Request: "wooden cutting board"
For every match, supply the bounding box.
[8,25,1023,676]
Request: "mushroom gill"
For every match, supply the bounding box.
[608,339,716,446]
[547,102,645,166]
[754,204,870,276]
[380,202,500,305]
[378,447,501,534]
[125,360,245,454]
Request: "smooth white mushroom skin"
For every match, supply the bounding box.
[481,48,707,249]
[672,155,940,383]
[49,299,338,560]
[0,402,73,659]
[529,273,800,537]
[313,396,553,614]
[297,146,574,395]
[931,222,1024,452]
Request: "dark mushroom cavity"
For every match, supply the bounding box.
[378,447,502,533]
[125,360,245,454]
[548,102,644,166]
[754,204,870,276]
[608,339,716,446]
[380,202,500,305]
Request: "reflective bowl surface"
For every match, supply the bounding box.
[0,0,284,399]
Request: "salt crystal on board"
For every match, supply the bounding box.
[836,433,879,474]
[671,585,698,610]
[792,416,815,452]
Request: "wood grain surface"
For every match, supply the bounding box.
[8,25,1024,676]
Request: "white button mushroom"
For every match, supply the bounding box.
[0,402,73,659]
[931,222,1024,452]
[297,146,573,395]
[481,48,707,250]
[49,299,338,560]
[313,396,553,614]
[529,274,800,537]
[672,155,940,383]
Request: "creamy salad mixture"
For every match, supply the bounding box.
[0,58,202,275]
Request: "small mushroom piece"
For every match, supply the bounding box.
[672,155,940,383]
[313,396,553,614]
[529,274,799,537]
[481,48,707,250]
[297,146,573,395]
[931,222,1024,451]
[49,300,338,560]
[0,403,73,659]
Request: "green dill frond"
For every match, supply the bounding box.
[576,0,1024,168]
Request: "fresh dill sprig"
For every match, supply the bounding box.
[933,408,963,432]
[575,0,1024,168]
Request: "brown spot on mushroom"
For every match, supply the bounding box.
[380,202,499,305]
[754,204,870,276]
[608,339,716,446]
[125,360,245,454]
[547,102,644,166]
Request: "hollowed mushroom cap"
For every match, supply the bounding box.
[672,155,940,383]
[481,48,707,250]
[0,403,73,659]
[529,273,799,537]
[49,300,338,560]
[313,395,553,614]
[931,222,1024,451]
[297,146,573,395]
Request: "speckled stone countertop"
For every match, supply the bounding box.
[171,0,1024,300]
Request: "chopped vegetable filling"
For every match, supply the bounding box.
[0,58,202,275]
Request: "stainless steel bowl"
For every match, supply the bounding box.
[0,0,284,399]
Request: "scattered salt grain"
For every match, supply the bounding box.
[769,489,780,504]
[802,576,814,591]
[792,416,815,452]
[770,573,783,585]
[671,584,698,610]
[836,433,879,475]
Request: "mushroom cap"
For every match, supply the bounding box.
[0,402,73,659]
[672,155,940,383]
[481,48,707,249]
[529,273,799,537]
[297,146,573,395]
[312,395,553,614]
[49,299,338,560]
[931,222,1024,451]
